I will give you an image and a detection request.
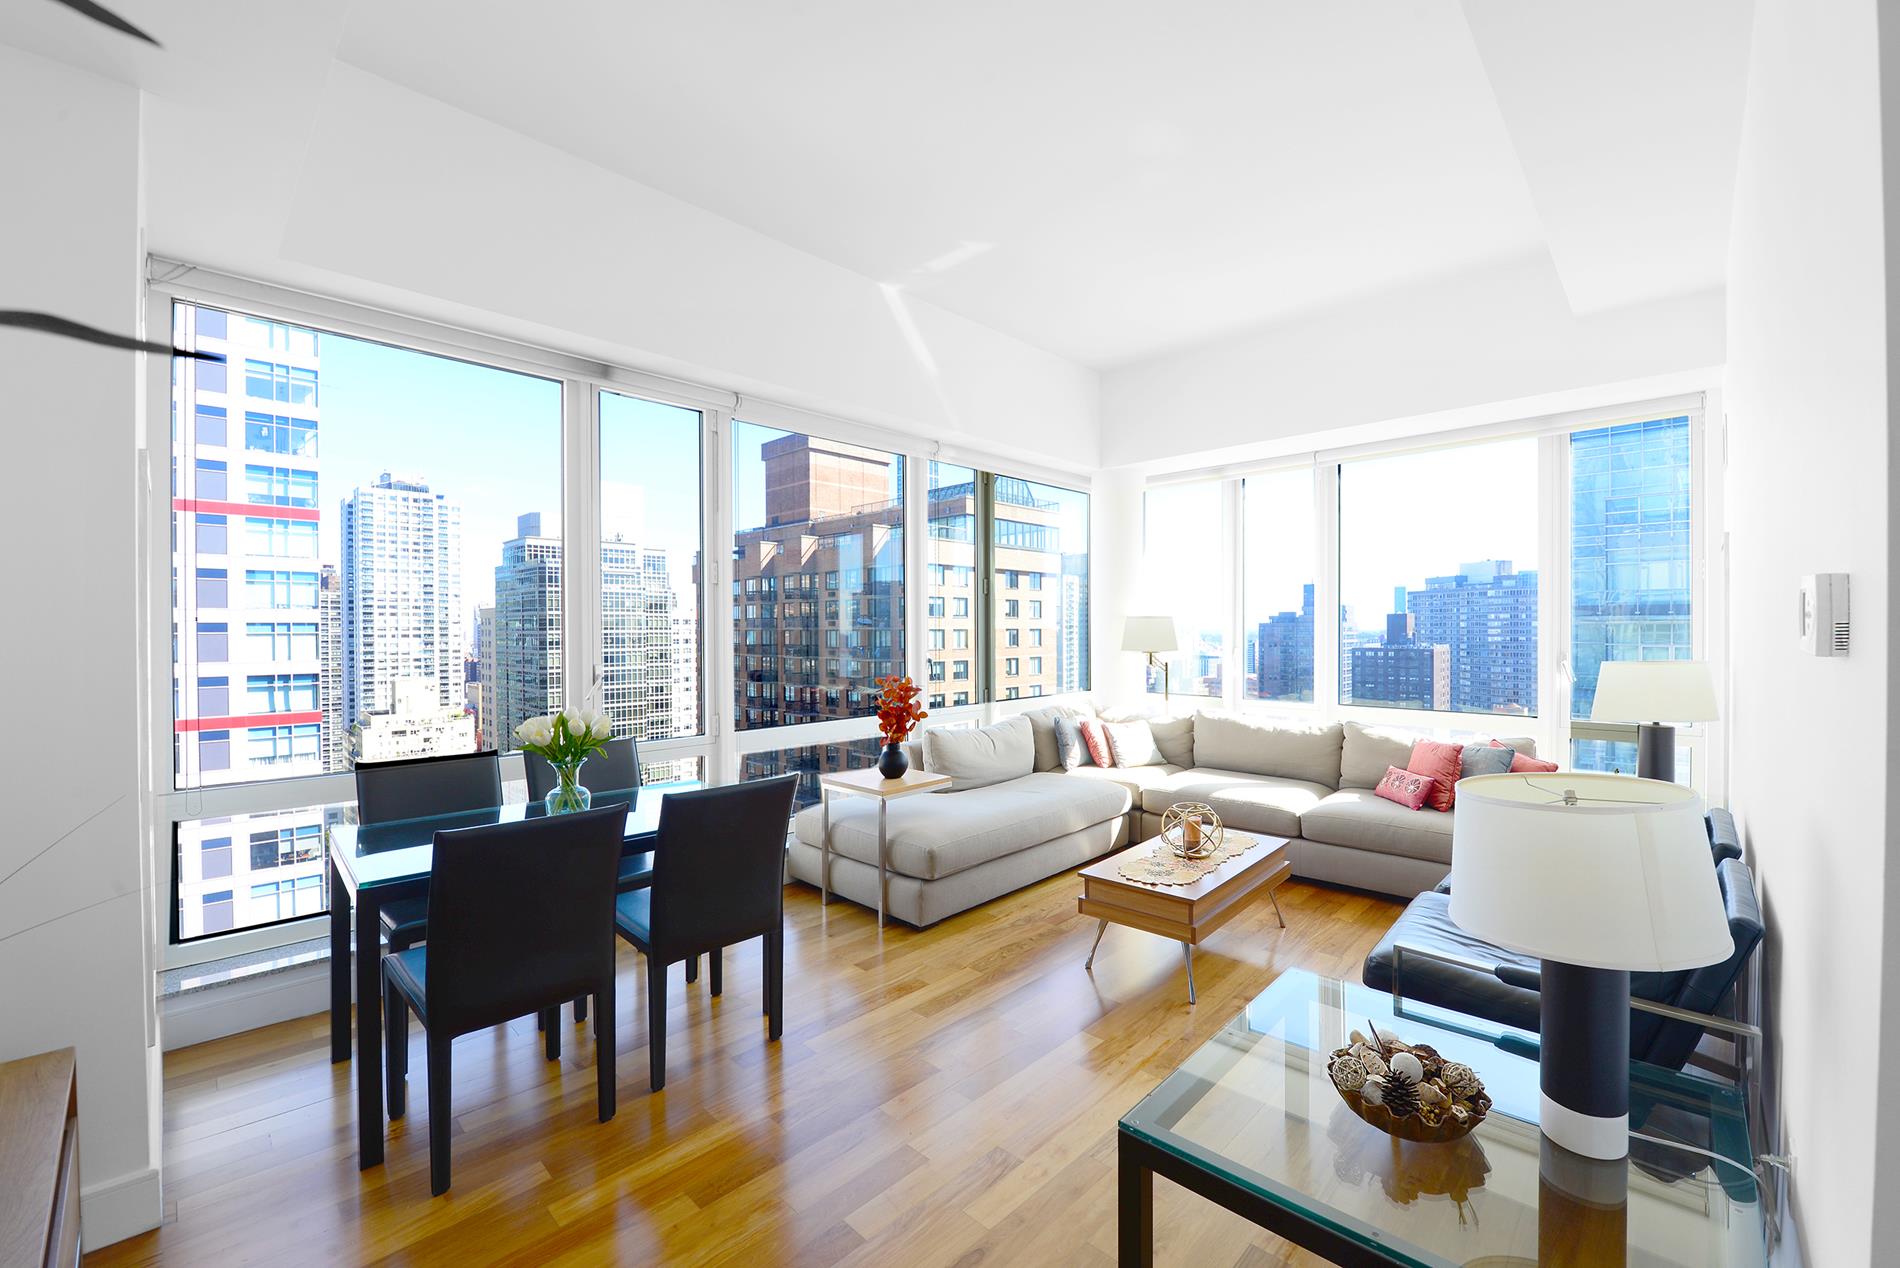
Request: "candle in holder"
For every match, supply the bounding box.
[1184,816,1203,847]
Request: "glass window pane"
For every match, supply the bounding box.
[1242,469,1316,703]
[1338,439,1539,715]
[926,461,978,709]
[730,422,905,731]
[175,806,336,941]
[996,477,1089,695]
[1569,417,1693,722]
[741,737,882,815]
[171,300,562,800]
[1141,483,1222,697]
[592,391,702,745]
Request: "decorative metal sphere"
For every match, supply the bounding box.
[1160,802,1223,859]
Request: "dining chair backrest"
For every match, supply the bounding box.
[354,751,502,826]
[422,804,626,1035]
[649,776,798,958]
[525,735,640,802]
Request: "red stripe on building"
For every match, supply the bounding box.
[173,498,320,522]
[174,711,323,732]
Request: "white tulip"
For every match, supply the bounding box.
[590,716,613,740]
[561,706,584,734]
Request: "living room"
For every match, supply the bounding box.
[0,2,1889,1265]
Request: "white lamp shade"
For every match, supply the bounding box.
[1448,773,1732,971]
[1122,615,1179,654]
[1589,660,1720,723]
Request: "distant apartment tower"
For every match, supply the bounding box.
[1059,552,1090,695]
[317,564,345,770]
[1349,612,1451,710]
[1254,583,1317,701]
[1407,560,1539,714]
[340,473,465,734]
[170,304,329,936]
[472,605,496,748]
[489,514,683,746]
[352,677,478,763]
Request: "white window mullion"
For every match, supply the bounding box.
[1313,461,1341,718]
[705,409,735,784]
[561,379,599,717]
[1539,431,1568,763]
[1220,477,1243,714]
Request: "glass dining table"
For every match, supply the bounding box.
[326,779,700,1169]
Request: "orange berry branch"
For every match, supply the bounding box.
[873,674,928,744]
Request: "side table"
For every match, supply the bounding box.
[818,767,952,927]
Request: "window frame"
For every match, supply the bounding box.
[145,263,1097,965]
[1138,393,1716,796]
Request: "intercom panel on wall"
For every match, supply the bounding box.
[1798,573,1849,656]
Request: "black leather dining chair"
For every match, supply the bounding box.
[615,775,797,1092]
[354,751,503,955]
[383,803,626,1195]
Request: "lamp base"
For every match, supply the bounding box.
[1635,723,1676,782]
[1539,960,1630,1161]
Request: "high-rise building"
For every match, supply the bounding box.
[352,676,478,762]
[472,605,496,749]
[1407,560,1538,714]
[340,473,464,733]
[170,305,330,936]
[489,513,684,747]
[1349,614,1450,710]
[318,564,345,771]
[1254,583,1316,701]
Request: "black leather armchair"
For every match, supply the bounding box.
[1363,809,1762,1071]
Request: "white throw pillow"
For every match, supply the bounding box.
[922,715,1036,791]
[1104,719,1163,768]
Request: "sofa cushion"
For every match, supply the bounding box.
[1053,715,1091,769]
[1100,707,1195,768]
[794,771,1128,879]
[1139,767,1331,839]
[1104,719,1163,767]
[1022,704,1090,772]
[1300,787,1455,864]
[922,715,1034,791]
[1065,762,1183,804]
[1340,722,1422,790]
[1190,714,1343,787]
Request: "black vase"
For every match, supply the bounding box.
[877,741,909,779]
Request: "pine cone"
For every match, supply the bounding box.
[1381,1071,1422,1118]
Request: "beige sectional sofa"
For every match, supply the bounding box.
[784,706,1538,927]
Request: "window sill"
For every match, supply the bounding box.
[160,936,328,1001]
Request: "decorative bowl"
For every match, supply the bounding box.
[1327,1033,1491,1144]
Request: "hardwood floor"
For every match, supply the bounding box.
[89,874,1403,1267]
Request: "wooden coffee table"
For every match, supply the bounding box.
[1077,832,1291,1004]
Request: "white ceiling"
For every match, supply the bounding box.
[3,0,1752,369]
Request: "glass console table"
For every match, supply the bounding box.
[1118,970,1765,1266]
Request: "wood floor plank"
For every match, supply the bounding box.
[86,873,1400,1266]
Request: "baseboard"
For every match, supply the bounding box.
[81,1164,162,1249]
[161,958,330,1051]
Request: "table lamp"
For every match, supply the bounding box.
[1449,772,1731,1160]
[1122,615,1180,704]
[1588,661,1719,783]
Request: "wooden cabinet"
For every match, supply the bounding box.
[0,1049,81,1267]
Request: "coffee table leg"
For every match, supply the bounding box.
[877,797,888,929]
[1182,943,1197,1005]
[1119,1132,1154,1266]
[1269,888,1286,929]
[1084,918,1108,970]
[820,787,830,907]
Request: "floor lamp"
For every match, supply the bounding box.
[1449,772,1731,1161]
[1587,661,1719,783]
[1122,616,1179,705]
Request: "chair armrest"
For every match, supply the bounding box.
[1485,962,1760,1039]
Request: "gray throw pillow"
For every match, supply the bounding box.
[1053,715,1093,770]
[1460,742,1515,779]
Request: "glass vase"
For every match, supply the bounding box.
[545,758,591,815]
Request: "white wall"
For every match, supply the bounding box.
[139,62,1097,474]
[1099,250,1724,469]
[1724,1,1894,1264]
[0,45,163,1247]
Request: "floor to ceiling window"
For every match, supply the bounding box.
[1140,481,1224,699]
[926,461,979,709]
[993,476,1090,700]
[596,391,703,782]
[1337,438,1540,716]
[1242,468,1317,704]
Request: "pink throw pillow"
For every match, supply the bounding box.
[1079,718,1115,768]
[1407,740,1463,812]
[1490,739,1559,773]
[1375,765,1435,811]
